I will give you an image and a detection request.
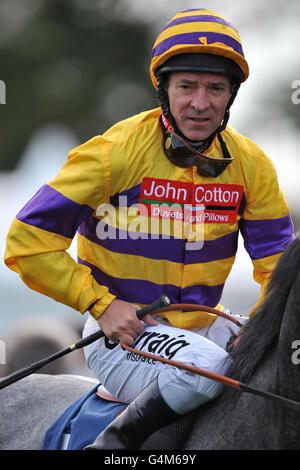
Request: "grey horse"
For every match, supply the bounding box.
[185,236,300,450]
[0,374,98,450]
[1,238,300,450]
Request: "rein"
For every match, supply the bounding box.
[1,297,300,412]
[121,304,242,391]
[153,303,244,327]
[121,304,300,413]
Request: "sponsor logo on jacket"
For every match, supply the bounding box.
[139,177,244,224]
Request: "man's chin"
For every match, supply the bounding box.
[182,130,211,142]
[178,121,215,142]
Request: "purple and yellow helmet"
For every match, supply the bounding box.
[150,8,249,88]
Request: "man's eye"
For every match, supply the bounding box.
[211,86,225,92]
[178,84,196,94]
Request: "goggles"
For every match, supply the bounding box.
[163,129,233,177]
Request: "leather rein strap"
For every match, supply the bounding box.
[120,304,300,412]
[154,303,244,327]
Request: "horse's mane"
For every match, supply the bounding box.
[226,236,300,383]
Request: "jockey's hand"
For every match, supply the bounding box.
[97,299,158,346]
[226,325,245,352]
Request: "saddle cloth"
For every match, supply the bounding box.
[42,383,195,450]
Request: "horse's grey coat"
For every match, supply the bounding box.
[184,238,300,450]
[184,355,279,449]
[0,374,97,450]
[1,238,300,450]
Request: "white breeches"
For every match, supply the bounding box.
[82,313,246,415]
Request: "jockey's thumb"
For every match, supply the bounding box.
[142,314,159,326]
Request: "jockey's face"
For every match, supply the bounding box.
[167,71,232,141]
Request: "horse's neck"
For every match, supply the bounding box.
[277,272,300,396]
[275,275,300,448]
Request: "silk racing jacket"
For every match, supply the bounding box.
[4,108,294,329]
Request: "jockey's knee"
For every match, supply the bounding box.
[157,346,228,415]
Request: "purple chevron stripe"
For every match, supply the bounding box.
[109,183,141,207]
[78,215,239,264]
[185,230,239,264]
[78,257,180,304]
[152,31,244,58]
[181,283,224,307]
[16,184,94,239]
[78,257,223,307]
[78,216,185,263]
[240,215,294,260]
[161,14,238,34]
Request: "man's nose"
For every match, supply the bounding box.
[190,87,210,111]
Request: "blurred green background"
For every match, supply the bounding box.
[0,0,299,376]
[1,0,299,174]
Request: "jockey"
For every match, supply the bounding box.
[5,9,294,449]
